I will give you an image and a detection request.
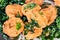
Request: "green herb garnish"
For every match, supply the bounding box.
[29,3,36,9]
[39,12,43,15]
[16,22,21,30]
[30,19,40,27]
[24,23,30,35]
[24,3,36,10]
[24,29,29,35]
[56,16,60,28]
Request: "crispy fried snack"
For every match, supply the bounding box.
[3,17,24,37]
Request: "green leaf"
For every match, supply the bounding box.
[24,29,29,35]
[30,19,40,27]
[16,22,21,30]
[56,16,60,28]
[39,12,44,15]
[24,3,36,10]
[30,3,36,9]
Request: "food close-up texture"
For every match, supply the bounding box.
[0,0,60,40]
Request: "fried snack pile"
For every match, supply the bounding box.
[3,0,57,39]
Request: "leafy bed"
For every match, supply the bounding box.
[0,0,60,40]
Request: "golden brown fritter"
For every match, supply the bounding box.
[5,4,22,18]
[3,17,24,37]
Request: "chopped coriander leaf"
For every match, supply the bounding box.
[24,5,29,10]
[30,19,40,27]
[29,3,36,9]
[24,29,29,35]
[25,23,30,29]
[24,3,36,10]
[16,22,21,30]
[24,23,30,35]
[24,22,35,34]
[25,23,34,31]
[39,12,43,15]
